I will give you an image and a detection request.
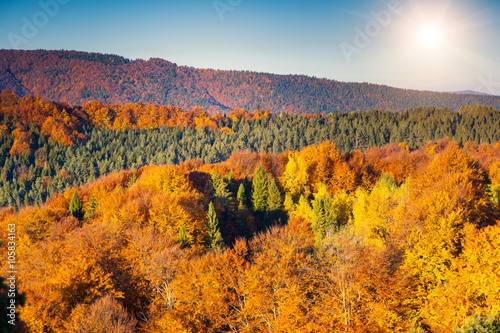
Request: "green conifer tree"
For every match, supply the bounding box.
[312,187,335,246]
[237,183,246,210]
[243,174,252,207]
[267,177,282,211]
[252,166,268,213]
[211,171,233,211]
[206,202,225,250]
[68,189,83,220]
[84,194,98,220]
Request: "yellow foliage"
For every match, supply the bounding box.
[420,223,500,332]
[351,173,404,247]
[139,165,193,194]
[282,152,309,199]
[291,195,314,223]
[149,194,207,249]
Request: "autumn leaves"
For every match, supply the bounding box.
[1,138,500,331]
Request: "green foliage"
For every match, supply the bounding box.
[68,189,83,220]
[312,185,336,245]
[252,166,268,213]
[210,171,233,211]
[85,194,98,220]
[267,177,282,211]
[237,183,246,210]
[128,173,138,188]
[489,184,500,212]
[206,202,225,250]
[283,193,294,212]
[2,93,500,211]
[331,190,354,227]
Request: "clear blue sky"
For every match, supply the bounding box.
[1,0,499,93]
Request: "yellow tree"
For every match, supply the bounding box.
[242,226,315,332]
[149,193,207,249]
[351,172,406,247]
[422,222,500,332]
[401,144,492,329]
[281,152,309,200]
[19,222,128,332]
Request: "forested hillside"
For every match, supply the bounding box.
[2,90,500,209]
[1,49,500,113]
[1,138,500,332]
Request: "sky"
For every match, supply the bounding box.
[1,0,500,94]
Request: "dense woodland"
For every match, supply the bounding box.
[1,90,500,209]
[1,135,500,332]
[2,87,500,332]
[2,49,500,113]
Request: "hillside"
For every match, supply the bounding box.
[1,138,500,332]
[2,90,500,209]
[2,49,500,113]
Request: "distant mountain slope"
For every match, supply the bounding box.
[2,49,500,113]
[448,90,495,96]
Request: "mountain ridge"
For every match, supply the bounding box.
[1,49,500,113]
[447,90,495,96]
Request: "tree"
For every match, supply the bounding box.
[283,194,294,212]
[84,194,98,220]
[237,183,246,210]
[210,170,233,210]
[66,295,137,333]
[252,166,268,213]
[267,177,282,212]
[282,152,309,200]
[312,184,335,245]
[206,202,225,250]
[68,189,83,220]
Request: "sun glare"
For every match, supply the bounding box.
[417,24,443,49]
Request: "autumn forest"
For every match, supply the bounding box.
[1,48,500,333]
[0,82,499,332]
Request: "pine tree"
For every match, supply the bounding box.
[206,202,225,250]
[267,177,282,211]
[237,183,246,210]
[211,171,233,210]
[85,194,98,220]
[243,174,252,207]
[252,166,268,213]
[68,189,83,220]
[312,185,335,246]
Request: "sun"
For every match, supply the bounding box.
[417,24,443,49]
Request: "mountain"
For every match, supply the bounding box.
[447,90,495,96]
[2,49,500,113]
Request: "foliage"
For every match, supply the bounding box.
[453,312,500,333]
[2,49,500,113]
[2,90,500,210]
[1,126,500,332]
[206,202,225,250]
[251,166,268,213]
[68,189,83,220]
